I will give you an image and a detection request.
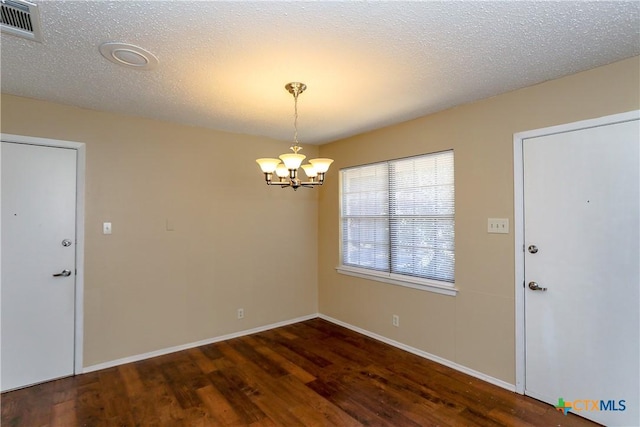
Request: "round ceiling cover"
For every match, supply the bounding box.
[99,42,158,70]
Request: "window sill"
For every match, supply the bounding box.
[335,265,458,296]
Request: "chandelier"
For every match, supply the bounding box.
[256,82,333,190]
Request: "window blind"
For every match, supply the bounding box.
[341,163,390,272]
[341,150,455,284]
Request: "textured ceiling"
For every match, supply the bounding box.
[1,1,639,145]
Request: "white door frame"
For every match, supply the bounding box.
[512,110,640,394]
[0,133,85,375]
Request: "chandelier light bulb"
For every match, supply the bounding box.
[279,153,306,170]
[309,158,334,173]
[256,158,280,173]
[275,164,289,178]
[301,164,317,178]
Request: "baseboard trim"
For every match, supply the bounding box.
[82,313,319,374]
[318,314,516,392]
[83,312,515,393]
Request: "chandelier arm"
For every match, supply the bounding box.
[265,180,323,189]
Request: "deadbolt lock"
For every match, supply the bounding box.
[528,281,547,291]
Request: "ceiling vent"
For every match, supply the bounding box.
[1,0,42,42]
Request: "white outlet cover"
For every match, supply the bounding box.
[103,222,112,235]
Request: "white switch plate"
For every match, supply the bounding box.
[488,218,509,234]
[103,222,112,235]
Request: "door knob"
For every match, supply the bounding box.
[528,281,547,291]
[53,269,72,277]
[528,245,538,254]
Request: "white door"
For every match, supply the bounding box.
[1,141,77,391]
[523,119,639,426]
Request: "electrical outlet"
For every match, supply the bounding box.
[237,308,244,319]
[392,314,399,327]
[103,222,112,235]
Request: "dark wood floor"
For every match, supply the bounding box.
[1,318,598,426]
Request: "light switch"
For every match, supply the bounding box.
[103,222,112,235]
[488,218,509,234]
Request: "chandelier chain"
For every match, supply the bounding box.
[293,88,299,145]
[291,87,300,153]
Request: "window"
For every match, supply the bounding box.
[338,150,456,295]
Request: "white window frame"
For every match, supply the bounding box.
[336,151,457,296]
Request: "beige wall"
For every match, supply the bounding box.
[317,56,640,384]
[2,56,638,381]
[0,95,320,367]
